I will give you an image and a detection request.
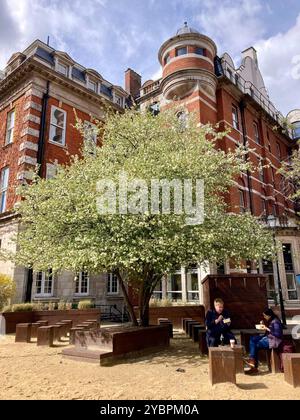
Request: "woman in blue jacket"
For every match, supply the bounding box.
[245,308,283,374]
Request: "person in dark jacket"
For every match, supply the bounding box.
[205,298,236,347]
[245,308,283,374]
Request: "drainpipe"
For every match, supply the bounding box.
[239,100,254,215]
[37,81,50,175]
[25,81,50,302]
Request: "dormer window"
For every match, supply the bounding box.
[115,95,123,107]
[176,47,187,57]
[88,80,97,93]
[57,62,68,76]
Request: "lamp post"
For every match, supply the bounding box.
[265,214,287,326]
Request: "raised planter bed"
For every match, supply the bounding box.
[1,309,101,334]
[147,306,205,329]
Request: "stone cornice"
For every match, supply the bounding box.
[0,57,123,112]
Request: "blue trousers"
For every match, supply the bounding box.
[206,331,236,348]
[249,335,269,367]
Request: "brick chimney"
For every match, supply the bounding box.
[125,68,142,98]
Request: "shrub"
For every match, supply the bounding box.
[78,300,93,310]
[33,302,44,311]
[48,302,56,311]
[0,274,16,311]
[65,302,73,311]
[2,305,12,313]
[11,303,35,312]
[58,300,66,311]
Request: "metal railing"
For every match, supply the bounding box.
[220,61,285,126]
[96,304,130,323]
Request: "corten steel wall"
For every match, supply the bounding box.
[112,325,170,356]
[134,306,206,329]
[202,274,268,329]
[2,309,101,334]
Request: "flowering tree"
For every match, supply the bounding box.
[279,141,300,203]
[10,110,274,326]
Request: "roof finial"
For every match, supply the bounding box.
[184,21,188,27]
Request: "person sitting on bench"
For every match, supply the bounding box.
[205,298,236,347]
[245,308,283,374]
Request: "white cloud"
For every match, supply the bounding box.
[255,14,300,115]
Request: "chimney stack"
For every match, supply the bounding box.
[125,68,142,99]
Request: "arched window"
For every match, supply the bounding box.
[293,121,300,140]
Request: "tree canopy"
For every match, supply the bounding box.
[7,109,274,325]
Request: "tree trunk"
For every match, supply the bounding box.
[115,270,139,326]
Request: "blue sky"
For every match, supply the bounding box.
[1,0,300,114]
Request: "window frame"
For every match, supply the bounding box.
[75,272,90,296]
[0,167,9,214]
[57,62,69,77]
[88,80,97,93]
[107,273,119,295]
[175,46,188,57]
[232,105,239,131]
[49,105,67,147]
[195,47,205,56]
[164,53,171,65]
[5,109,15,145]
[35,270,54,297]
[239,189,246,213]
[293,121,300,139]
[253,121,261,144]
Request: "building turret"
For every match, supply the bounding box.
[158,22,218,101]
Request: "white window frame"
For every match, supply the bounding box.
[107,273,119,295]
[49,106,67,147]
[0,167,9,214]
[232,106,239,130]
[35,270,54,297]
[57,62,69,76]
[75,272,90,296]
[115,95,123,107]
[5,109,15,145]
[88,80,97,93]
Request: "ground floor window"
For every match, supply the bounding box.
[167,269,182,301]
[282,243,298,301]
[36,270,53,297]
[262,260,276,301]
[107,273,119,295]
[75,272,89,296]
[186,264,199,302]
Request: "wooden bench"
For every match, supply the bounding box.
[188,322,202,338]
[52,325,63,342]
[199,330,209,356]
[30,323,41,340]
[283,354,300,387]
[219,345,245,374]
[185,320,199,335]
[15,324,32,343]
[192,324,205,342]
[37,326,54,347]
[209,347,236,385]
[36,321,48,327]
[182,318,193,331]
[158,320,173,339]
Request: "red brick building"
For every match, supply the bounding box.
[129,23,300,308]
[1,25,300,312]
[0,40,128,312]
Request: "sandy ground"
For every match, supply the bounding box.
[0,331,299,400]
